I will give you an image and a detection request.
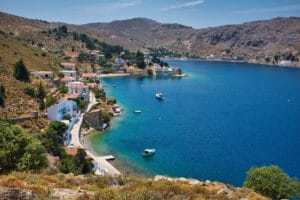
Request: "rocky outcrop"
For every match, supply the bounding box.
[0,188,33,200]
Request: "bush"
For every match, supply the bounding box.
[23,84,36,98]
[58,72,65,78]
[0,122,48,172]
[59,84,68,94]
[244,165,300,199]
[63,114,71,121]
[107,98,116,105]
[45,96,58,108]
[95,88,106,99]
[101,111,111,123]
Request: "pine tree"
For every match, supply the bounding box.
[37,82,46,111]
[13,59,30,82]
[37,82,45,100]
[0,84,6,107]
[39,99,45,111]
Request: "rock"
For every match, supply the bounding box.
[178,177,187,182]
[50,188,94,200]
[188,179,201,185]
[0,187,33,200]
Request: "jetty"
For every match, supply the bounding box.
[71,92,121,176]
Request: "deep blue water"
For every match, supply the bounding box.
[90,60,300,186]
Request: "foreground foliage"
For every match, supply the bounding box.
[244,165,300,199]
[0,121,48,172]
[0,172,268,200]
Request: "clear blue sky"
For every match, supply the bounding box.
[1,0,300,28]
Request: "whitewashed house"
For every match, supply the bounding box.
[47,99,79,145]
[67,81,89,101]
[47,100,78,121]
[61,70,77,78]
[31,71,53,80]
[114,58,126,67]
[61,62,76,70]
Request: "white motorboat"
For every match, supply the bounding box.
[142,149,155,157]
[155,92,164,100]
[133,110,142,114]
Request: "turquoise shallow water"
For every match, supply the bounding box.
[90,60,300,186]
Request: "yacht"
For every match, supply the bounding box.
[142,149,155,157]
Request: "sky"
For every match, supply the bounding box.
[1,0,300,28]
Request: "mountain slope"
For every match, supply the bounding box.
[1,12,300,66]
[83,17,300,66]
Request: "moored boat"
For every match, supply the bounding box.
[133,110,142,114]
[142,148,155,157]
[155,92,164,100]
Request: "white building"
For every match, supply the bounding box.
[61,62,76,70]
[114,58,126,67]
[47,100,78,121]
[31,71,53,80]
[67,81,89,101]
[61,70,77,77]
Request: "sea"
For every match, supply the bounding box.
[89,60,300,186]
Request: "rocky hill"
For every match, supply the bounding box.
[0,172,269,200]
[83,17,300,66]
[1,11,300,66]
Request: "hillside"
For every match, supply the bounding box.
[0,32,61,120]
[0,172,269,200]
[83,17,300,66]
[1,12,300,66]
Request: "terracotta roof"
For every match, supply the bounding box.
[87,83,97,87]
[61,77,76,82]
[64,93,80,99]
[82,73,97,77]
[69,84,86,89]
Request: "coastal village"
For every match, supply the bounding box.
[0,26,186,177]
[1,10,300,199]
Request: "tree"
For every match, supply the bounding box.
[42,121,67,156]
[0,121,47,172]
[46,96,58,108]
[59,84,68,94]
[58,72,65,78]
[136,51,146,69]
[18,141,48,171]
[244,165,300,199]
[13,59,30,82]
[75,149,92,174]
[0,83,6,106]
[37,82,46,100]
[39,99,45,110]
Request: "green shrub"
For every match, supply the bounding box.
[107,98,116,105]
[45,96,58,108]
[244,165,300,199]
[23,84,36,98]
[59,84,68,94]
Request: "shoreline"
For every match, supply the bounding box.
[83,130,148,177]
[71,92,121,176]
[98,73,131,78]
[164,58,300,69]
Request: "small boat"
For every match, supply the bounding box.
[155,92,164,100]
[133,110,142,114]
[112,85,117,87]
[142,149,155,157]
